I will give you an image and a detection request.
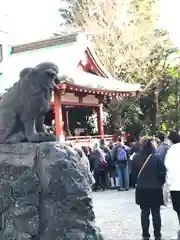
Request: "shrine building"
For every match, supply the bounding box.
[0,33,140,144]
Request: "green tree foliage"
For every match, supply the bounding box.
[158,66,180,131]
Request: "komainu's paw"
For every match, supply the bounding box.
[27,133,56,143]
[40,133,56,142]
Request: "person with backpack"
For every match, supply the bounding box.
[131,137,166,240]
[112,137,130,191]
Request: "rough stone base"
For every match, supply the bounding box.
[0,142,105,240]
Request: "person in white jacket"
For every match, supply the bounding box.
[165,131,180,240]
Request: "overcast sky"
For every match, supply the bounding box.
[1,0,180,46]
[159,0,180,47]
[0,0,60,44]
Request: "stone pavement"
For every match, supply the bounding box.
[92,189,178,240]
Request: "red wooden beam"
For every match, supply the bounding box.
[98,103,104,138]
[61,101,99,107]
[54,89,64,141]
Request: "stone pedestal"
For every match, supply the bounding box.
[0,142,104,240]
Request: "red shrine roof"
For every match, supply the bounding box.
[10,32,141,95]
[78,47,110,78]
[60,69,140,97]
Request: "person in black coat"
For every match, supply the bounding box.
[89,142,108,191]
[131,137,166,240]
[129,141,141,155]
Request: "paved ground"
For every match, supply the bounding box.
[92,190,179,240]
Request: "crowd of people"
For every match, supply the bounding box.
[81,136,140,192]
[75,131,180,240]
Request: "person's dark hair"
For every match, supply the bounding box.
[103,146,109,153]
[81,146,88,155]
[67,142,73,148]
[108,141,114,150]
[74,147,83,158]
[156,131,166,142]
[168,131,180,144]
[140,136,155,155]
[99,138,105,146]
[113,134,122,142]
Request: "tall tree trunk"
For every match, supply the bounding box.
[149,92,157,135]
[111,111,122,133]
[151,104,157,135]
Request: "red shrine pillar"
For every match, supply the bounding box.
[98,103,104,138]
[54,89,65,141]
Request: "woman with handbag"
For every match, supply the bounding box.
[131,137,166,240]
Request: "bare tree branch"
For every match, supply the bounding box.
[58,0,175,94]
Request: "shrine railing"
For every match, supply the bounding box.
[65,135,113,146]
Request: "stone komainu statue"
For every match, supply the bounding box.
[0,62,60,143]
